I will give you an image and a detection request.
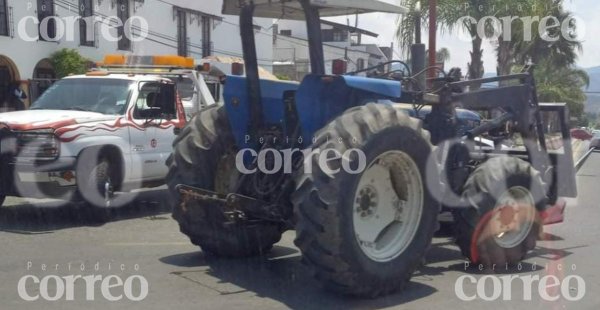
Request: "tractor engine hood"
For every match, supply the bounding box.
[341,75,402,99]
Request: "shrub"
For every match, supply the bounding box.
[50,49,89,78]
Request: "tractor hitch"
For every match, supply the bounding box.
[176,184,284,223]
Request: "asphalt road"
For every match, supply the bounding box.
[1,153,600,309]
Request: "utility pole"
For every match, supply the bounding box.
[428,0,437,79]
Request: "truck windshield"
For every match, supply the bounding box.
[30,78,133,115]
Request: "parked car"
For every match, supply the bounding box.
[571,128,594,140]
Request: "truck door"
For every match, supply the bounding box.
[151,82,182,179]
[129,81,173,180]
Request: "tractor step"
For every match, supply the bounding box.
[176,184,284,223]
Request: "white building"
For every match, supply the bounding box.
[0,0,273,106]
[273,19,393,80]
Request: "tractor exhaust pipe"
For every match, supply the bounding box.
[411,2,426,90]
[411,43,426,90]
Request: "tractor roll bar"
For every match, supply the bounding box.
[240,3,264,132]
[300,0,326,75]
[238,0,327,132]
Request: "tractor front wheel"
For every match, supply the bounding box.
[293,104,439,297]
[454,157,546,266]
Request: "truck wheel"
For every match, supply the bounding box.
[77,148,123,210]
[292,103,438,297]
[454,157,546,266]
[167,105,283,258]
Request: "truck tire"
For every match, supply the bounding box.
[76,147,124,210]
[167,105,283,258]
[292,103,438,297]
[454,157,546,266]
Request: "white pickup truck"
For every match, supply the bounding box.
[0,58,216,208]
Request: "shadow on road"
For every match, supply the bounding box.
[160,248,437,309]
[0,189,172,234]
[160,231,579,309]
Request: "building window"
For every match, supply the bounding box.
[201,16,212,58]
[330,30,347,42]
[357,58,365,71]
[332,31,342,42]
[280,29,292,36]
[116,0,131,50]
[37,0,56,41]
[79,0,94,46]
[0,0,8,36]
[176,9,187,56]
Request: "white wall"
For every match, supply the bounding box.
[0,0,274,80]
[352,44,389,67]
[274,34,370,78]
[276,20,308,39]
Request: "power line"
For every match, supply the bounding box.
[53,0,274,64]
[52,0,375,65]
[147,0,374,60]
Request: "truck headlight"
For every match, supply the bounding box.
[16,130,60,159]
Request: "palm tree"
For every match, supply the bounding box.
[498,1,587,122]
[512,8,583,68]
[492,0,582,73]
[426,47,451,63]
[397,0,496,80]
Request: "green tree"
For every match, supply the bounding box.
[507,3,582,69]
[533,60,589,121]
[50,49,89,78]
[500,1,587,123]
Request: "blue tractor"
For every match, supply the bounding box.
[167,0,577,297]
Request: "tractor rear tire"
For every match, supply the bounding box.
[167,105,283,258]
[292,103,439,297]
[454,157,546,266]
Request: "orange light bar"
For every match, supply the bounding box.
[153,55,194,68]
[103,54,127,65]
[100,54,195,68]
